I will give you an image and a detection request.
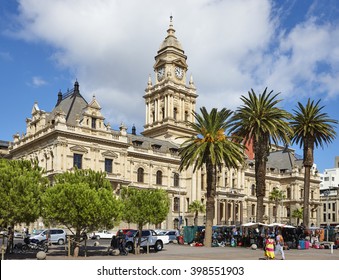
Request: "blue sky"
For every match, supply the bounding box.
[0,0,339,172]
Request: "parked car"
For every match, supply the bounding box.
[125,229,169,253]
[14,230,23,239]
[90,230,114,239]
[162,230,178,243]
[30,228,67,245]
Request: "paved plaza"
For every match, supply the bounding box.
[3,242,339,260]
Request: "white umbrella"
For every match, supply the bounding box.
[268,223,284,227]
[282,225,295,229]
[241,222,268,227]
[241,222,258,227]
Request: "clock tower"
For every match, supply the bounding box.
[142,17,198,143]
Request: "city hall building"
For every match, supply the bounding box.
[8,19,321,230]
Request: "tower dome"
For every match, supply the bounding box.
[158,16,184,54]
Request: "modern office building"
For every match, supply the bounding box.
[319,158,339,227]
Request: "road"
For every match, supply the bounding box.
[2,237,339,260]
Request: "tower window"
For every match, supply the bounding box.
[162,108,165,120]
[185,111,189,121]
[152,111,155,122]
[173,108,177,120]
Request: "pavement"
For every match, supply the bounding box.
[2,242,339,260]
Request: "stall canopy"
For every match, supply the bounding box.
[241,222,267,227]
[267,223,295,228]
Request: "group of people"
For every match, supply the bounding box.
[264,231,285,260]
[109,230,128,255]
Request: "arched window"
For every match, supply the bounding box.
[185,111,189,121]
[137,167,144,183]
[251,184,256,196]
[174,173,179,187]
[251,204,255,216]
[287,188,291,199]
[174,197,180,211]
[173,107,177,120]
[156,170,162,185]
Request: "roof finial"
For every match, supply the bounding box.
[166,14,176,36]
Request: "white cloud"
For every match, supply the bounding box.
[31,76,47,87]
[9,0,339,130]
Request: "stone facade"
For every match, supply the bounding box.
[8,18,321,230]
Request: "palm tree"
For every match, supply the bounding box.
[292,208,303,226]
[230,88,292,223]
[188,200,206,226]
[290,99,337,228]
[269,188,286,222]
[179,107,244,247]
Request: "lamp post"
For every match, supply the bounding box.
[324,190,330,242]
[178,185,181,228]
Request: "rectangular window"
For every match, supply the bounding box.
[323,203,326,212]
[332,213,336,222]
[105,159,113,173]
[328,203,331,210]
[332,203,335,211]
[73,153,82,169]
[323,213,326,222]
[92,118,96,129]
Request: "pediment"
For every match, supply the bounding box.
[88,99,101,110]
[102,151,118,158]
[31,102,40,115]
[70,145,88,153]
[153,59,167,69]
[173,58,187,68]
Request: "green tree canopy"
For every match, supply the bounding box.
[188,200,206,226]
[121,187,170,229]
[120,187,170,253]
[292,208,303,226]
[42,169,123,238]
[0,159,48,227]
[268,188,286,222]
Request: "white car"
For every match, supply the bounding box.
[90,230,114,239]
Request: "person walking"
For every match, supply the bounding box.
[264,234,275,260]
[275,231,285,260]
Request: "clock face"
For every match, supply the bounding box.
[157,67,165,80]
[175,66,184,79]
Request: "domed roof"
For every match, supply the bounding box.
[159,16,184,53]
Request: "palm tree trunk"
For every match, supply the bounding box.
[204,161,216,247]
[303,139,314,228]
[303,166,311,228]
[254,138,268,223]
